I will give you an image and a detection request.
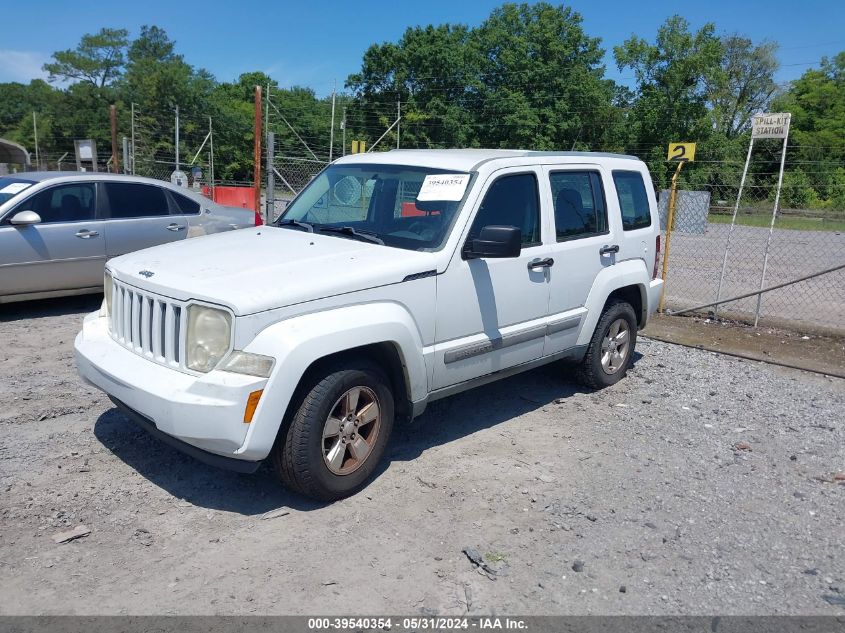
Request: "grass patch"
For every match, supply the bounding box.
[708,213,845,232]
[485,551,508,563]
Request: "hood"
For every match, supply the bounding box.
[108,227,437,315]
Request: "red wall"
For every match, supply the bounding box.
[201,186,255,210]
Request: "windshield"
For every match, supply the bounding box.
[279,164,473,251]
[0,177,36,205]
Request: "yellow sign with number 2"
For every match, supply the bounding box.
[667,142,696,162]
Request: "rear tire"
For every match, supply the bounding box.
[272,360,394,501]
[576,300,637,389]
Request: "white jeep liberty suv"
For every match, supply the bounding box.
[75,149,663,500]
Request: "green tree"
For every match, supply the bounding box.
[347,23,478,149]
[471,3,620,150]
[775,53,845,161]
[706,35,779,137]
[43,28,128,89]
[614,16,722,148]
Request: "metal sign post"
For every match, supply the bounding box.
[714,112,790,321]
[659,142,695,313]
[753,113,791,326]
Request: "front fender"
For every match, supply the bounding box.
[576,259,650,347]
[235,302,427,460]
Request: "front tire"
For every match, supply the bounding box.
[576,300,637,389]
[273,361,394,501]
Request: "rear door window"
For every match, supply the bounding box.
[612,171,652,231]
[550,171,608,240]
[103,182,170,219]
[18,183,96,223]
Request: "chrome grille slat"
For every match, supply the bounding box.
[151,299,163,360]
[107,279,186,370]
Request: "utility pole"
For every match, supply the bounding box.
[32,112,39,169]
[122,137,129,173]
[175,105,180,171]
[329,81,337,162]
[110,104,119,173]
[342,107,347,157]
[396,98,401,149]
[253,85,263,214]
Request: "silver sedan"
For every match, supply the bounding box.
[0,172,258,303]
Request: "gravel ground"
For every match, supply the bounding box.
[1,296,843,616]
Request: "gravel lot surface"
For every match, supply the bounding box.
[1,296,843,615]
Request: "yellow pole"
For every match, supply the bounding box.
[659,160,685,313]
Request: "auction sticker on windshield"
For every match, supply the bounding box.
[417,174,470,201]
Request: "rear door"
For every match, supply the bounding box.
[101,181,188,258]
[543,166,616,354]
[0,181,105,297]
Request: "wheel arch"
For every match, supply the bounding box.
[235,302,426,461]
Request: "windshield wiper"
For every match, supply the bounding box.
[275,219,314,232]
[317,226,385,245]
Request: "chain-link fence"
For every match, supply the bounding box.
[658,159,845,333]
[266,152,327,222]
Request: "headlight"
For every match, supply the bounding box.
[102,270,113,317]
[186,305,232,372]
[219,351,275,378]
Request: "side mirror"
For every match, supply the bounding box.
[10,210,41,226]
[466,225,522,259]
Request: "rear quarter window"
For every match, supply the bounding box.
[169,191,201,215]
[612,170,652,231]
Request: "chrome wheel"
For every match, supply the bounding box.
[322,386,381,476]
[600,318,631,374]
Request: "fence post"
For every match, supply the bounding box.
[110,105,119,174]
[266,132,275,224]
[253,85,263,215]
[659,160,684,313]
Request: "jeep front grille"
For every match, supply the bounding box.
[108,279,185,368]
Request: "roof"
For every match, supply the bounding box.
[333,148,641,172]
[0,138,30,165]
[6,171,176,186]
[0,171,215,206]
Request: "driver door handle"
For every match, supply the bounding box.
[166,223,187,232]
[600,244,619,256]
[528,257,554,269]
[75,229,99,238]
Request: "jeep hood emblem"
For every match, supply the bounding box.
[138,270,155,278]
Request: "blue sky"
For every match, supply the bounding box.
[1,0,843,95]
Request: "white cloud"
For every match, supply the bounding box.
[0,50,50,83]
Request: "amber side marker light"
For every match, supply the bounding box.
[243,390,264,424]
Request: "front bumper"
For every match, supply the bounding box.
[74,312,268,463]
[110,397,261,473]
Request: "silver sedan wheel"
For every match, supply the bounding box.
[322,386,381,476]
[600,318,631,374]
